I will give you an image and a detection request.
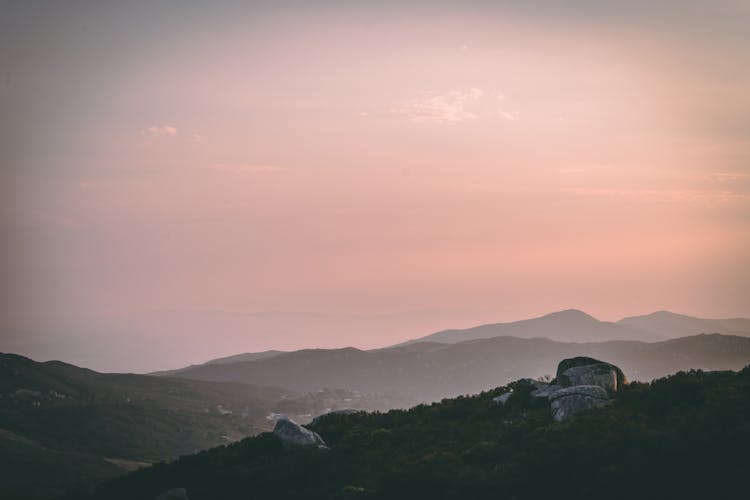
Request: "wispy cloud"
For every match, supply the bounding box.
[391,88,484,124]
[141,124,177,138]
[498,109,517,121]
[496,91,517,120]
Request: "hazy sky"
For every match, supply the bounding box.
[2,1,749,372]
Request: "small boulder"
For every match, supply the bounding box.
[556,357,627,392]
[273,417,327,448]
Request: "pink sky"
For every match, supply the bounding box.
[1,2,749,371]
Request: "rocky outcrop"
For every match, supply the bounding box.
[273,417,327,448]
[496,357,627,422]
[556,356,627,392]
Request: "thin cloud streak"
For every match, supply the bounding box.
[390,88,484,124]
[141,125,177,138]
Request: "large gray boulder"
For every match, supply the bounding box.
[273,418,327,448]
[556,357,627,392]
[549,385,611,422]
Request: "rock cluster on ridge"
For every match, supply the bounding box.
[495,357,627,422]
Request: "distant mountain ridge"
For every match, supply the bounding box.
[617,310,750,338]
[396,309,750,346]
[158,333,750,403]
[154,309,750,378]
[151,350,285,377]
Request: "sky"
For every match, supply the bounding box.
[1,1,749,372]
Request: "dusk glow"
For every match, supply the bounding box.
[2,1,749,372]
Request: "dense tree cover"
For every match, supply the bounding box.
[86,366,750,500]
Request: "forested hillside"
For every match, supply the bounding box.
[88,365,750,500]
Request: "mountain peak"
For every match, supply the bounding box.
[644,310,687,318]
[541,309,599,322]
[618,310,697,323]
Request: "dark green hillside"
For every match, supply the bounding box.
[0,430,123,500]
[0,353,394,500]
[89,366,750,500]
[0,353,295,461]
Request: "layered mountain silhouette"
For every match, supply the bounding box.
[156,333,750,403]
[396,309,750,345]
[152,310,750,403]
[617,310,750,338]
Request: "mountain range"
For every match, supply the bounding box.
[155,333,750,403]
[158,310,750,378]
[151,310,750,403]
[397,309,750,345]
